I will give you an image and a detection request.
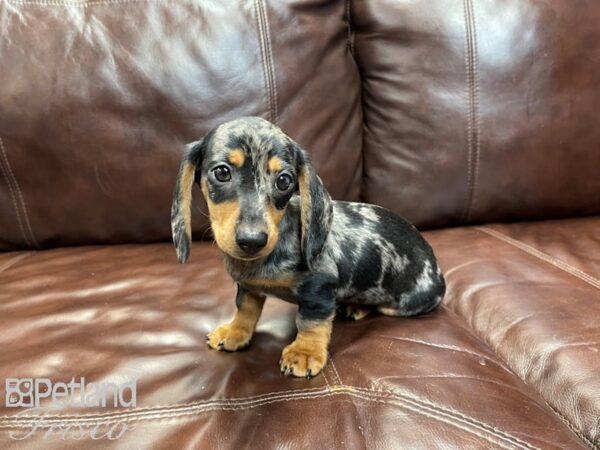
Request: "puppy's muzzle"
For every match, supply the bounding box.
[236,229,268,255]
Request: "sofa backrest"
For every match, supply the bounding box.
[354,0,600,229]
[1,0,598,250]
[0,0,362,250]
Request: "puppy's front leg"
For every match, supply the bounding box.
[280,318,333,378]
[280,274,336,378]
[206,285,265,352]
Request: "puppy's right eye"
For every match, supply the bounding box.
[276,173,293,191]
[212,166,231,182]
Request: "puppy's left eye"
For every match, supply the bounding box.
[213,166,231,182]
[276,173,293,191]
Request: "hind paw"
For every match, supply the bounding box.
[339,305,371,321]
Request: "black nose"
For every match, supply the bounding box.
[236,230,268,255]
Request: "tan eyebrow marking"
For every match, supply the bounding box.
[228,149,245,167]
[268,156,283,173]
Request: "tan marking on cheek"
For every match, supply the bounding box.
[267,156,282,173]
[267,203,286,227]
[228,149,245,167]
[261,202,286,257]
[201,179,240,255]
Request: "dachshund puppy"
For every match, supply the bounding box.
[171,117,445,378]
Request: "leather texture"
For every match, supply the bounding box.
[0,240,592,449]
[0,0,362,250]
[427,217,600,448]
[1,0,599,448]
[353,0,600,229]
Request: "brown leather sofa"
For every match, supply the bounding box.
[1,0,598,448]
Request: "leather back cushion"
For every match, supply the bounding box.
[0,0,362,250]
[2,0,599,250]
[353,0,600,229]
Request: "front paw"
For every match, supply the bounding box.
[279,341,328,378]
[205,323,252,352]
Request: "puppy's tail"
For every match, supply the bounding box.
[171,140,204,264]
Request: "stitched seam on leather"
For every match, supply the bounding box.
[0,404,521,450]
[0,137,38,248]
[0,387,331,420]
[321,367,330,388]
[262,0,278,125]
[0,137,29,247]
[0,386,507,427]
[5,0,154,5]
[461,0,481,223]
[5,0,164,5]
[254,0,270,122]
[345,0,354,55]
[323,357,340,388]
[593,416,600,448]
[0,389,333,423]
[348,390,525,450]
[328,353,343,385]
[0,350,547,450]
[0,387,543,449]
[255,0,278,125]
[328,356,368,447]
[443,279,596,448]
[374,388,539,450]
[469,0,481,221]
[382,332,513,374]
[0,384,541,448]
[543,400,598,449]
[0,252,34,275]
[476,226,600,289]
[0,388,528,448]
[0,154,29,247]
[462,0,473,223]
[362,392,532,450]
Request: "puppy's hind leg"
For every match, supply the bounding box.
[377,294,444,318]
[382,260,445,317]
[339,304,372,321]
[376,306,404,317]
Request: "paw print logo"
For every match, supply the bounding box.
[5,379,34,408]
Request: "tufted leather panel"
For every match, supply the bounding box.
[428,216,600,447]
[0,0,362,250]
[353,0,600,229]
[0,240,589,449]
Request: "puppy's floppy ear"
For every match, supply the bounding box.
[171,139,205,264]
[293,141,333,270]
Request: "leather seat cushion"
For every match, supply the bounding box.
[0,232,590,448]
[428,217,600,447]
